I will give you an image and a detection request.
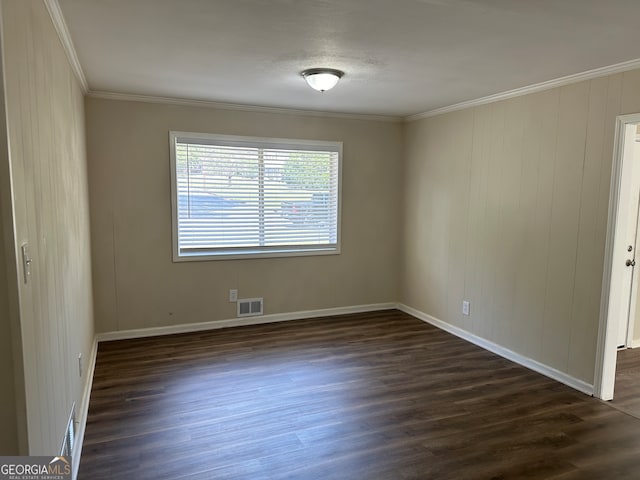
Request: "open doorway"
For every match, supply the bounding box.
[596,114,640,403]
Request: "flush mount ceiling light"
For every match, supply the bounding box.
[301,68,344,92]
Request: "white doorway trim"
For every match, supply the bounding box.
[595,112,640,401]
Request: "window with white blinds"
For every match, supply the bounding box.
[170,132,342,260]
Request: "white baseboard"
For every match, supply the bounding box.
[397,304,594,396]
[95,303,397,343]
[94,302,596,395]
[72,337,98,480]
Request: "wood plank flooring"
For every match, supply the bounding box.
[78,310,640,479]
[610,347,640,418]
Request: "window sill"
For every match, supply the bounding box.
[173,246,341,262]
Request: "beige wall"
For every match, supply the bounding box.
[402,69,640,385]
[2,0,94,456]
[85,98,403,333]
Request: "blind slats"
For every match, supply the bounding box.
[173,135,340,257]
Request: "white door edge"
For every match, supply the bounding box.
[595,113,640,400]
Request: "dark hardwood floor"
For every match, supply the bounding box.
[79,310,640,479]
[610,347,640,418]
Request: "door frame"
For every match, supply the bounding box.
[595,112,640,400]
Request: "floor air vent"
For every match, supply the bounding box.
[237,298,263,317]
[60,404,76,457]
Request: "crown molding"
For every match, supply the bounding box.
[43,0,88,93]
[405,57,640,122]
[87,90,403,123]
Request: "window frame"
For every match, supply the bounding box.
[169,131,343,262]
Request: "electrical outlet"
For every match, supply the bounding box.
[78,353,83,378]
[229,289,238,302]
[462,300,470,316]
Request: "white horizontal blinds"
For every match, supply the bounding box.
[175,138,339,254]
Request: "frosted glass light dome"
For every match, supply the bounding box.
[301,68,344,92]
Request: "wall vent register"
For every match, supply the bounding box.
[237,298,264,317]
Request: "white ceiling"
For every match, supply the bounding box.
[57,0,640,118]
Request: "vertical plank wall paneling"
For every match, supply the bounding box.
[541,82,589,373]
[1,0,94,455]
[402,70,640,385]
